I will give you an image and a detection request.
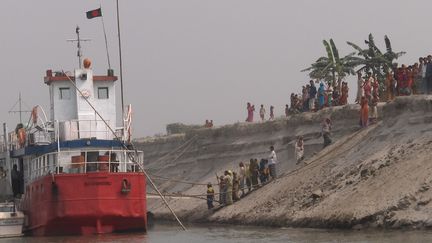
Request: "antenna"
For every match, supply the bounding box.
[67,26,91,68]
[8,93,31,124]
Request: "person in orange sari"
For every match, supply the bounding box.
[385,72,395,101]
[407,66,414,95]
[360,96,369,128]
[339,82,349,105]
[363,74,372,101]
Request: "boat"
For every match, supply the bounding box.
[0,30,147,235]
[0,202,24,238]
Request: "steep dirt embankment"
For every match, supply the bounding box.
[136,96,432,229]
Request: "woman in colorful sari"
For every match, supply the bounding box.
[340,82,349,105]
[318,82,325,109]
[363,76,372,101]
[246,102,255,122]
[360,96,369,128]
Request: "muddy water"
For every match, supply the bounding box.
[2,224,432,243]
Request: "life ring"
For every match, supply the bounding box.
[18,128,26,146]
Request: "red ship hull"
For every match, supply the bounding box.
[21,172,147,236]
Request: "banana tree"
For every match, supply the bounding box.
[302,39,357,91]
[347,34,405,82]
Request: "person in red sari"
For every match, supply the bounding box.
[360,96,369,128]
[245,102,255,122]
[407,66,414,95]
[363,74,372,101]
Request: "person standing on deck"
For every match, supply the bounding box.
[259,104,265,121]
[285,104,289,117]
[268,146,278,180]
[11,164,20,198]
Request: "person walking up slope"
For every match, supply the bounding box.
[268,146,278,180]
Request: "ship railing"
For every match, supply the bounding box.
[25,149,144,183]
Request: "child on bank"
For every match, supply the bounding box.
[207,183,215,209]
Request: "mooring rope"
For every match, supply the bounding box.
[62,71,187,231]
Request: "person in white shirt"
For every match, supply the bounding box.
[295,136,304,164]
[259,105,266,122]
[268,146,277,179]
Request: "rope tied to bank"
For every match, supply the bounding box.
[62,71,187,231]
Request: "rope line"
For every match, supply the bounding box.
[62,71,187,231]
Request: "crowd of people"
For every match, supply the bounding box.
[289,80,350,114]
[245,55,432,124]
[206,146,278,209]
[211,56,432,209]
[206,116,334,209]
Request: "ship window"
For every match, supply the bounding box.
[59,87,71,100]
[98,87,109,99]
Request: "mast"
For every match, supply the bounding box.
[116,0,125,116]
[67,26,91,68]
[8,93,31,124]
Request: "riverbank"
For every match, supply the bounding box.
[136,95,432,229]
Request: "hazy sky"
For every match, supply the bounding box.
[1,1,431,137]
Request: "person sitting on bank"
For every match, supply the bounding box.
[206,183,215,209]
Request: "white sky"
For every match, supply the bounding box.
[0,1,430,137]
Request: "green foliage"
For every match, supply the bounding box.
[303,34,405,92]
[347,33,405,83]
[302,39,357,88]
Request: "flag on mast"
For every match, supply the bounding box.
[86,8,102,19]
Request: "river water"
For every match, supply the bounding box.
[2,224,432,243]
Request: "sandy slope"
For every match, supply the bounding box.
[136,95,432,229]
